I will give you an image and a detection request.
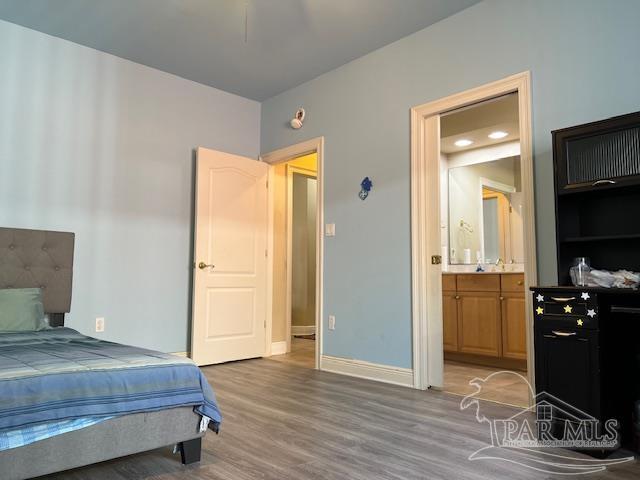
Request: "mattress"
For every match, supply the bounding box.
[0,328,221,438]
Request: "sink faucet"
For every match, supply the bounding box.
[495,258,505,272]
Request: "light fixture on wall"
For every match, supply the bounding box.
[488,130,508,139]
[290,108,306,129]
[454,139,473,147]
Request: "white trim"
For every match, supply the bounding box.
[480,177,516,195]
[262,137,325,370]
[410,72,537,402]
[291,325,316,336]
[320,355,414,388]
[171,351,189,358]
[270,341,288,356]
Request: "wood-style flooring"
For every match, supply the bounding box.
[443,361,530,408]
[44,356,639,479]
[269,337,316,369]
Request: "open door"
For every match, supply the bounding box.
[191,147,269,365]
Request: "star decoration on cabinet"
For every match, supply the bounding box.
[536,294,544,302]
[577,319,584,326]
[587,309,596,318]
[564,305,573,314]
[536,306,544,315]
[581,292,590,300]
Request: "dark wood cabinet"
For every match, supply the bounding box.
[534,110,640,454]
[552,111,640,285]
[553,111,640,194]
[534,322,601,417]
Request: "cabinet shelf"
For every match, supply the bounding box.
[561,233,640,243]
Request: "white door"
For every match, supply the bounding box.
[191,147,269,365]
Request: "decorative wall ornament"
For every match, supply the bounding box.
[359,177,373,200]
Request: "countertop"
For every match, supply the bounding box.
[443,271,524,275]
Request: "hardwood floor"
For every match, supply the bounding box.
[269,337,315,369]
[44,358,639,480]
[443,361,530,407]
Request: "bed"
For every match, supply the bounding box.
[0,227,221,480]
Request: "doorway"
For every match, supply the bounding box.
[262,138,324,370]
[410,73,537,406]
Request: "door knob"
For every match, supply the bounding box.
[198,262,215,270]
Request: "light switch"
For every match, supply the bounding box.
[325,223,335,237]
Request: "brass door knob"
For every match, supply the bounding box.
[198,262,215,270]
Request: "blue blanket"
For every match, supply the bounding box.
[0,328,221,432]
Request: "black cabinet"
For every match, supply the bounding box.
[533,289,602,419]
[553,111,640,193]
[532,287,640,450]
[535,324,600,416]
[552,111,640,285]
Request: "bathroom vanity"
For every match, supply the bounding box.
[443,272,526,370]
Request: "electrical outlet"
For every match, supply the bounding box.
[328,315,336,330]
[95,317,105,333]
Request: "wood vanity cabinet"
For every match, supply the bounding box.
[442,280,459,353]
[443,273,526,368]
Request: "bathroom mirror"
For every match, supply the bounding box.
[447,156,524,265]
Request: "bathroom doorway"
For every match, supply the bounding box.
[262,138,324,370]
[410,73,537,406]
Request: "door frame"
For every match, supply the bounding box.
[286,165,318,353]
[261,137,325,370]
[410,72,537,393]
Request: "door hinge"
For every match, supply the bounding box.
[265,249,268,258]
[266,179,269,189]
[431,255,442,265]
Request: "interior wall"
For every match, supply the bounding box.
[260,0,640,369]
[0,19,261,353]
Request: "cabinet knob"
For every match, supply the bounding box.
[500,296,505,301]
[455,295,460,300]
[517,280,523,286]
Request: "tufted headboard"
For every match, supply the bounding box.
[0,227,74,327]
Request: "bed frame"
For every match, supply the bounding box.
[0,227,204,480]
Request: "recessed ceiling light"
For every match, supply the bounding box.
[488,131,508,139]
[454,139,473,147]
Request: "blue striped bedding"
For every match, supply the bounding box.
[0,328,221,448]
[0,416,113,451]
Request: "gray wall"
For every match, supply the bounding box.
[0,19,261,353]
[260,0,640,368]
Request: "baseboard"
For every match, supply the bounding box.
[171,351,189,358]
[270,341,288,356]
[291,325,315,336]
[320,355,414,388]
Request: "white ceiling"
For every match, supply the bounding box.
[0,0,481,101]
[440,94,520,154]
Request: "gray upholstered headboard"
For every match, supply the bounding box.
[0,227,74,326]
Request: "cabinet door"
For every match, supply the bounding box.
[442,291,458,352]
[534,325,600,418]
[457,292,501,357]
[501,293,527,360]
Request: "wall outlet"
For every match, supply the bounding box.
[328,315,336,330]
[325,223,336,237]
[95,317,105,333]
